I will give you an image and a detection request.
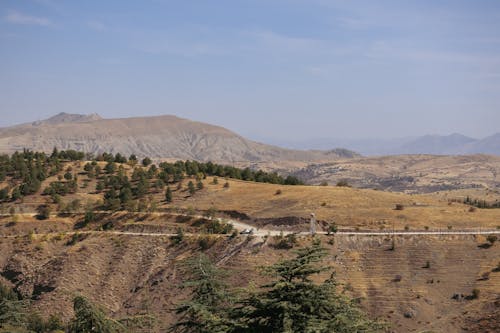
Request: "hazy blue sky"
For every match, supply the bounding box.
[1,0,499,140]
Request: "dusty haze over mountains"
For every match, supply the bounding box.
[0,113,358,162]
[1,112,498,159]
[271,132,500,156]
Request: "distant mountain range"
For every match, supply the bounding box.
[268,133,500,156]
[0,113,358,162]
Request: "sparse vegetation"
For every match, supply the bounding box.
[230,240,386,332]
[395,204,404,211]
[187,181,196,195]
[486,235,497,245]
[170,227,184,244]
[272,232,298,249]
[36,204,51,220]
[327,223,338,235]
[463,196,500,209]
[171,254,229,333]
[165,186,173,203]
[66,233,87,246]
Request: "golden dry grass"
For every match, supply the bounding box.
[180,179,500,230]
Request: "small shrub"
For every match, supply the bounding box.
[321,202,327,207]
[198,235,215,250]
[393,275,402,282]
[53,233,64,241]
[468,206,476,212]
[188,181,196,195]
[493,262,500,272]
[395,204,404,211]
[272,232,297,249]
[389,239,395,251]
[83,210,96,226]
[203,219,233,234]
[27,230,35,242]
[447,225,453,230]
[223,182,230,188]
[66,233,86,246]
[212,177,218,185]
[486,235,497,245]
[423,261,431,269]
[203,206,217,219]
[319,181,328,186]
[275,189,282,195]
[336,180,350,187]
[170,228,184,245]
[186,206,196,217]
[471,288,480,299]
[36,204,51,220]
[404,225,410,231]
[327,223,338,235]
[196,180,204,190]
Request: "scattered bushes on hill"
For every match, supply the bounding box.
[336,179,350,187]
[199,219,233,234]
[36,204,51,220]
[66,233,87,246]
[463,196,500,209]
[272,232,298,249]
[198,235,216,250]
[0,282,65,333]
[394,204,404,211]
[0,149,306,213]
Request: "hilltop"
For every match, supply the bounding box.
[0,152,498,332]
[289,154,500,193]
[0,113,358,162]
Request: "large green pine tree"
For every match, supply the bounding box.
[230,240,386,333]
[170,254,230,333]
[68,296,124,333]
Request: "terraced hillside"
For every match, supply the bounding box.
[1,221,498,332]
[0,151,499,332]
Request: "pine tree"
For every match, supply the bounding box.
[166,186,173,203]
[188,181,196,195]
[68,296,124,333]
[170,254,231,333]
[231,240,385,333]
[196,180,204,191]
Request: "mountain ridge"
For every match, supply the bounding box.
[0,113,359,162]
[268,132,500,156]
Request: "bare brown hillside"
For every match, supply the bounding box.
[0,219,498,333]
[289,154,500,193]
[0,113,358,162]
[1,159,499,332]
